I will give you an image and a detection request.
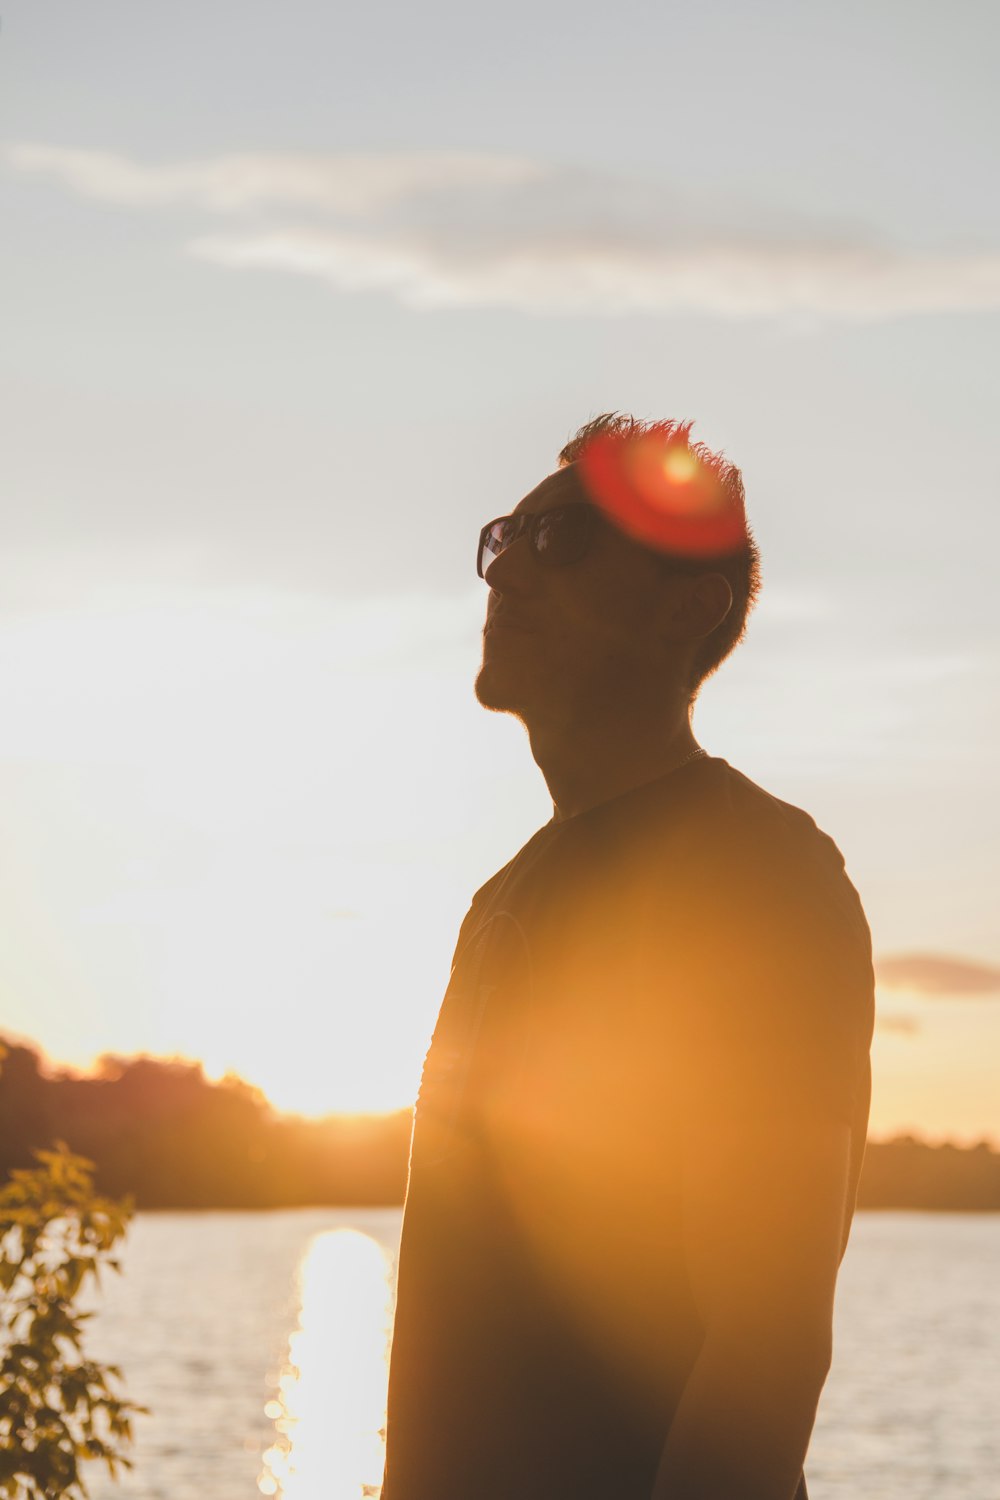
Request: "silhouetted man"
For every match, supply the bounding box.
[383,414,875,1500]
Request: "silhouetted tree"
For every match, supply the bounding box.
[0,1039,411,1209]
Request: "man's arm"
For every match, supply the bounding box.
[651,1112,852,1500]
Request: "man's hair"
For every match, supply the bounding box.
[559,413,761,694]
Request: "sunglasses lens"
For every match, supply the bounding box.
[478,506,594,578]
[480,517,519,576]
[532,507,591,565]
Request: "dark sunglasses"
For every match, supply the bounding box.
[477,502,599,580]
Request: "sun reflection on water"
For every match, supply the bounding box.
[259,1228,393,1499]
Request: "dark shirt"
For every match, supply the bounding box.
[383,756,875,1499]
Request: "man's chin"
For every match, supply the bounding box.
[474,663,524,714]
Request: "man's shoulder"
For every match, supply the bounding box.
[628,757,843,869]
[694,759,845,867]
[465,819,561,915]
[463,758,867,940]
[635,757,869,941]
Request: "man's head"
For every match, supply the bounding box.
[474,413,760,730]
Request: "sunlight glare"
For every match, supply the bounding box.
[259,1229,393,1500]
[0,585,488,1116]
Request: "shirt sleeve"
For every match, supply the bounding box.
[634,824,876,1131]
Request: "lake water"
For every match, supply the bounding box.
[82,1209,1000,1500]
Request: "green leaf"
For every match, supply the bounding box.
[0,1142,147,1491]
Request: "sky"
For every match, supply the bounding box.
[1,1,998,1138]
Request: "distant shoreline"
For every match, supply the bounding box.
[4,1040,1000,1213]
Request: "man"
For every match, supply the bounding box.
[383,414,875,1500]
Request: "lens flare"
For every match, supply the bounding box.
[578,429,747,557]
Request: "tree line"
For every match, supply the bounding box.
[1,1038,999,1210]
[0,1041,410,1209]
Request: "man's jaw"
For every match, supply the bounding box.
[474,656,530,715]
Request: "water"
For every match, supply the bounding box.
[807,1213,1000,1498]
[81,1210,1000,1500]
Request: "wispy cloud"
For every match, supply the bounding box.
[876,953,1000,998]
[5,143,540,215]
[876,1014,922,1036]
[187,228,1000,319]
[8,144,1000,320]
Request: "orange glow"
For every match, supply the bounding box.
[578,428,747,556]
[661,447,699,485]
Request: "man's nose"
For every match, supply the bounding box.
[483,532,533,595]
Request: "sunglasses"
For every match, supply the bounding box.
[477,502,600,580]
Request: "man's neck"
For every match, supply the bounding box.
[528,710,701,824]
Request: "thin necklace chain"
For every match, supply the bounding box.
[673,746,709,772]
[549,746,709,825]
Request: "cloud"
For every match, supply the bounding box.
[8,143,1000,320]
[875,1014,922,1036]
[185,228,1000,319]
[187,228,1000,321]
[876,953,1000,998]
[4,143,540,215]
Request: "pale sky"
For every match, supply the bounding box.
[1,1,998,1138]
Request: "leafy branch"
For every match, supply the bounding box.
[0,1143,147,1499]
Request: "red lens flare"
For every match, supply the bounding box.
[578,430,747,558]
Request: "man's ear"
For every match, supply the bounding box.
[660,572,733,642]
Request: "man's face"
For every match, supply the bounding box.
[474,466,673,728]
